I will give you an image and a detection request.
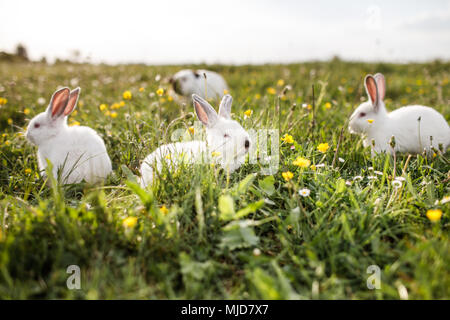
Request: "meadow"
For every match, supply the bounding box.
[0,60,448,299]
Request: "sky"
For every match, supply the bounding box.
[0,0,449,64]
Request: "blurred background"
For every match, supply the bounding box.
[1,0,449,64]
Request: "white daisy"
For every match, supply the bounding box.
[339,157,345,163]
[299,188,311,197]
[392,180,402,189]
[395,177,406,182]
[368,175,378,180]
[374,171,383,176]
[353,175,363,181]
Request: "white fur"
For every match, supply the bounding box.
[140,94,250,187]
[26,87,112,184]
[349,73,450,155]
[169,69,228,99]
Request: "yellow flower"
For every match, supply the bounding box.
[156,88,164,96]
[69,120,80,126]
[254,93,261,100]
[244,109,253,117]
[0,97,7,105]
[267,87,276,95]
[104,110,111,116]
[367,119,374,124]
[282,171,294,182]
[123,90,132,100]
[111,103,120,109]
[165,154,172,160]
[123,216,138,228]
[188,127,195,134]
[317,143,330,153]
[99,104,108,111]
[4,141,10,146]
[426,209,442,222]
[281,134,294,144]
[416,79,423,86]
[310,164,316,171]
[293,156,310,168]
[277,79,285,87]
[72,110,78,116]
[79,101,84,107]
[167,95,173,102]
[160,205,169,215]
[119,101,125,107]
[223,89,229,95]
[24,168,32,174]
[110,112,118,118]
[324,102,332,109]
[24,108,31,115]
[406,87,412,93]
[211,151,221,157]
[139,87,145,92]
[160,98,166,103]
[7,118,13,125]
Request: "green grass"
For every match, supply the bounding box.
[0,60,449,299]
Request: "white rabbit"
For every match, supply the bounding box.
[140,94,250,187]
[349,73,450,155]
[26,87,112,184]
[169,69,228,100]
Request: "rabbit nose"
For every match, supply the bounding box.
[245,139,250,149]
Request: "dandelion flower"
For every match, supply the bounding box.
[317,143,329,153]
[324,102,332,109]
[123,90,132,100]
[7,118,13,125]
[160,205,169,215]
[110,112,118,118]
[281,134,294,144]
[156,88,164,96]
[244,109,253,118]
[254,93,261,100]
[367,119,374,124]
[0,97,7,105]
[188,127,195,134]
[165,154,172,160]
[282,171,294,181]
[4,141,10,146]
[426,209,442,222]
[277,79,285,87]
[223,89,229,95]
[69,120,81,126]
[139,87,144,92]
[23,108,31,115]
[267,87,276,95]
[123,216,138,228]
[99,104,108,111]
[119,101,126,107]
[293,156,310,168]
[299,188,311,197]
[211,151,221,157]
[24,168,32,174]
[310,164,316,171]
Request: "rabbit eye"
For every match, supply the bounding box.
[359,112,366,117]
[34,123,40,128]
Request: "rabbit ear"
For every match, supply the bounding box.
[374,73,385,102]
[47,87,70,118]
[64,87,80,116]
[192,94,218,127]
[218,94,232,119]
[364,75,379,110]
